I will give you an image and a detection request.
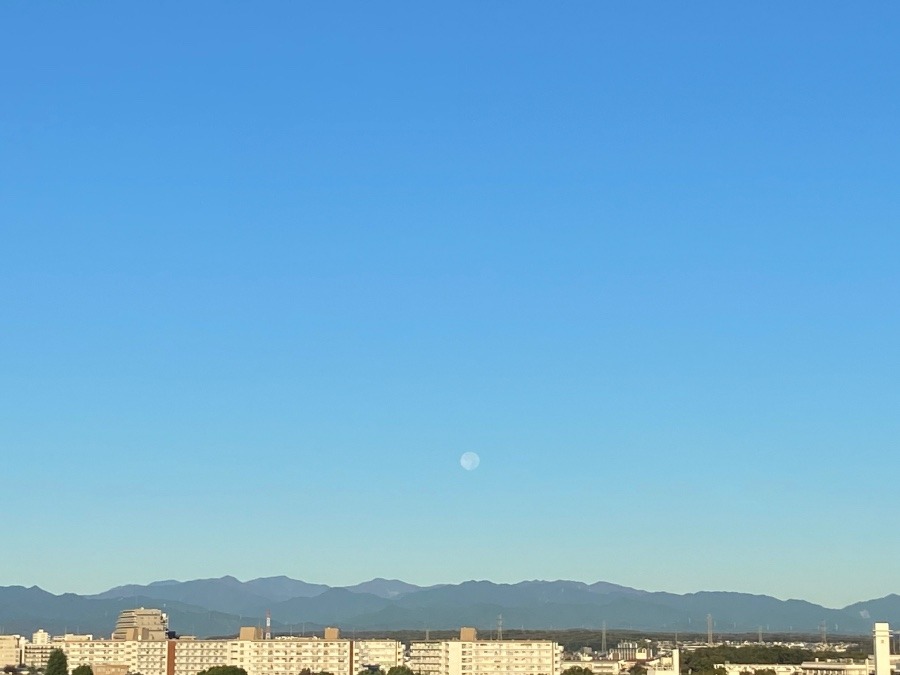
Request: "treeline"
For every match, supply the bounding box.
[344,631,864,655]
[682,646,870,675]
[346,630,668,653]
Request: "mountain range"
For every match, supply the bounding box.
[0,577,897,638]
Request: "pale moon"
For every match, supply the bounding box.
[460,452,480,471]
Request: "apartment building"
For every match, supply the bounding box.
[175,630,406,675]
[112,608,169,641]
[409,628,562,675]
[229,633,353,675]
[716,666,802,675]
[409,640,448,675]
[609,644,653,662]
[560,659,623,675]
[173,637,232,675]
[0,635,24,669]
[352,639,405,671]
[23,630,58,669]
[799,662,869,675]
[28,628,402,675]
[64,636,169,675]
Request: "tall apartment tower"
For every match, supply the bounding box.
[874,623,891,675]
[112,608,169,640]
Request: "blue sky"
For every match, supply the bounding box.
[1,3,898,608]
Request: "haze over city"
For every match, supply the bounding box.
[2,3,898,610]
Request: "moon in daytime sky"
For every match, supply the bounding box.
[460,452,480,471]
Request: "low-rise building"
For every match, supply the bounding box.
[561,658,623,675]
[715,665,803,675]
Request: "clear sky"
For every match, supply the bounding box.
[2,3,898,609]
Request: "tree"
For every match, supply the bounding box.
[387,667,415,675]
[45,650,68,675]
[628,665,648,675]
[196,668,248,675]
[73,666,94,675]
[563,667,595,675]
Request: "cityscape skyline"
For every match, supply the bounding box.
[3,3,899,610]
[2,606,895,675]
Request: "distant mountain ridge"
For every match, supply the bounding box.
[1,577,897,638]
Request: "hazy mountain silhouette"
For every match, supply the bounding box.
[4,577,898,637]
[341,579,431,599]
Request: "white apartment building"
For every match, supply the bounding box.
[409,640,447,675]
[229,635,353,675]
[21,628,403,675]
[174,634,404,675]
[716,666,802,675]
[64,636,169,675]
[173,637,231,675]
[24,631,57,670]
[112,608,169,641]
[354,639,405,671]
[23,632,96,668]
[609,644,652,662]
[0,635,24,669]
[799,662,869,675]
[409,629,562,675]
[560,659,623,675]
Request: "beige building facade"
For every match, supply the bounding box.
[0,635,24,669]
[409,629,562,675]
[16,631,407,675]
[64,636,169,675]
[112,608,169,641]
[353,639,405,671]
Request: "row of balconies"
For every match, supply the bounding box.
[460,665,553,669]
